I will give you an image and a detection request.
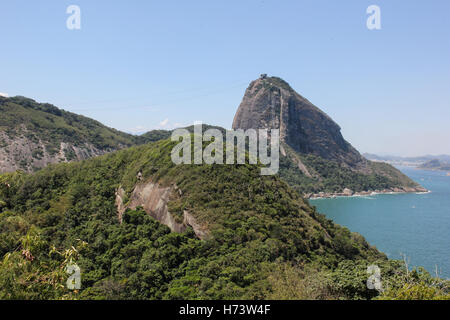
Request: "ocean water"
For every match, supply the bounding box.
[310,166,450,279]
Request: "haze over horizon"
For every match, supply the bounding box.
[1,0,449,157]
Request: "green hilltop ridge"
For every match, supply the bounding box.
[1,138,448,299]
[0,96,229,174]
[232,76,426,197]
[0,96,153,173]
[0,80,444,300]
[0,85,426,197]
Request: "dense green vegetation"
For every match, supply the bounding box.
[0,138,447,300]
[139,130,172,143]
[0,96,236,173]
[0,96,145,155]
[0,95,420,197]
[0,96,230,157]
[279,145,419,195]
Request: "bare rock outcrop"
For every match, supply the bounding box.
[232,76,369,171]
[115,181,208,239]
[0,129,108,173]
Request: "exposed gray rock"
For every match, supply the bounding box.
[115,182,208,240]
[0,129,109,173]
[232,76,369,170]
[343,188,353,196]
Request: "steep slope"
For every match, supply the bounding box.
[233,76,425,196]
[0,96,149,173]
[0,137,447,300]
[233,76,365,169]
[0,95,232,174]
[0,138,385,299]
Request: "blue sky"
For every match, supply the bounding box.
[1,0,449,156]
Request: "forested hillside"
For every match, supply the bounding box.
[0,138,447,300]
[279,144,422,196]
[0,96,150,173]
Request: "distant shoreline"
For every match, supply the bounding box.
[305,187,429,200]
[368,160,450,173]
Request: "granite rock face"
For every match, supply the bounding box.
[0,129,109,173]
[232,75,426,195]
[232,76,368,170]
[115,182,208,240]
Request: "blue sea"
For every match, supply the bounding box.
[310,167,450,279]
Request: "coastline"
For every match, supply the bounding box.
[304,186,429,200]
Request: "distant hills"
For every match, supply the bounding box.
[364,153,450,171]
[418,159,450,171]
[363,153,450,164]
[232,76,425,196]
